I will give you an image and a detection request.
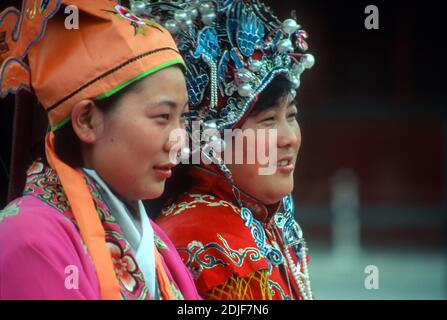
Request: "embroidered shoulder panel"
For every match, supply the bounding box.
[23,160,151,300]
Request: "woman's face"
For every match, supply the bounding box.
[226,95,301,205]
[89,66,189,201]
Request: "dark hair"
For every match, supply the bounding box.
[53,96,116,168]
[145,74,295,217]
[249,74,294,117]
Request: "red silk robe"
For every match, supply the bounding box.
[157,165,310,300]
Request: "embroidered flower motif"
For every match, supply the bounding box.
[108,242,138,292]
[114,5,146,25]
[103,5,162,36]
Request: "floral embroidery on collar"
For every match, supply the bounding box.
[108,241,142,293]
[23,160,150,299]
[23,159,186,300]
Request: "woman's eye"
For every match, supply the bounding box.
[155,114,170,120]
[287,112,298,120]
[261,117,275,123]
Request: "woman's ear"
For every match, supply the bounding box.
[71,99,104,144]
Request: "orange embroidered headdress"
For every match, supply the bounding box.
[0,0,185,299]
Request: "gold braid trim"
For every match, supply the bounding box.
[204,270,272,300]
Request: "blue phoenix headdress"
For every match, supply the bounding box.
[127,3,314,291]
[129,0,315,131]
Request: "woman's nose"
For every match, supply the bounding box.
[277,121,300,149]
[164,125,188,155]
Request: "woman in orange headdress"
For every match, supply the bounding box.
[0,0,200,300]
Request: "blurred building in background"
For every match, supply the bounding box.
[266,0,446,299]
[0,0,445,299]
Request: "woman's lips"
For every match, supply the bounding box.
[153,164,175,179]
[277,163,294,174]
[276,158,294,174]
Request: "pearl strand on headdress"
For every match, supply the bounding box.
[210,61,218,110]
[203,55,218,111]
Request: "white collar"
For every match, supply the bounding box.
[82,168,159,299]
